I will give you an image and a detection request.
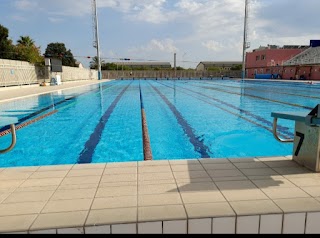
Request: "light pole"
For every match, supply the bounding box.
[241,0,250,81]
[93,0,102,80]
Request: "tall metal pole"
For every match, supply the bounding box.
[174,53,177,78]
[242,0,249,81]
[93,0,102,80]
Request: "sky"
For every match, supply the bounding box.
[0,0,319,69]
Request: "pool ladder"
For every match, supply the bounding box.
[0,121,17,154]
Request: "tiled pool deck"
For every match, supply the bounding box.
[0,156,320,234]
[1,80,320,233]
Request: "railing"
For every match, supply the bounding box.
[0,117,18,154]
[271,105,320,172]
[102,70,242,79]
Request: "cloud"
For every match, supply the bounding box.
[202,40,224,52]
[8,0,320,68]
[48,17,64,23]
[14,0,38,10]
[11,15,27,22]
[129,38,178,54]
[127,39,179,61]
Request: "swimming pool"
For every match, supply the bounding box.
[0,79,317,168]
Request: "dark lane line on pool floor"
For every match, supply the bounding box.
[0,81,119,134]
[157,81,294,139]
[199,80,320,100]
[189,82,313,110]
[139,81,153,161]
[149,82,211,158]
[176,82,306,135]
[78,82,132,164]
[240,80,320,93]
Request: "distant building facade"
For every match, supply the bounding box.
[245,45,308,78]
[245,41,320,80]
[196,61,242,71]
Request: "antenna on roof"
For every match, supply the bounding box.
[241,0,250,82]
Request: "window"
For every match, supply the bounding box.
[256,55,260,61]
[260,69,263,73]
[261,55,266,60]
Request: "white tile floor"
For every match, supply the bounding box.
[0,157,319,234]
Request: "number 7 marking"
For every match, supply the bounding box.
[295,132,305,156]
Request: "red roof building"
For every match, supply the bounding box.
[245,45,307,78]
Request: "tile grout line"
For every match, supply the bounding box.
[169,160,189,234]
[234,157,287,222]
[136,162,139,234]
[252,157,301,216]
[27,164,75,233]
[199,158,241,234]
[83,163,108,232]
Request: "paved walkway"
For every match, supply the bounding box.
[0,80,111,103]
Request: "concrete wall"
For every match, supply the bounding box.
[0,59,98,87]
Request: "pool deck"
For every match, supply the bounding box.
[0,80,112,103]
[0,157,320,234]
[1,79,320,234]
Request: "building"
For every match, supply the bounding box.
[75,61,84,69]
[245,42,320,80]
[196,61,242,71]
[112,62,171,70]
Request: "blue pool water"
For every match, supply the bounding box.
[0,79,318,168]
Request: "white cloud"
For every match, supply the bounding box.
[129,39,178,54]
[202,40,224,52]
[14,0,38,10]
[11,15,27,22]
[126,39,179,62]
[48,17,64,23]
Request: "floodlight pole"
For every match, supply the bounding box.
[241,0,249,81]
[93,0,102,80]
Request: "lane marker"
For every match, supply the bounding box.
[139,82,153,161]
[157,81,293,140]
[201,80,320,100]
[149,82,211,158]
[78,83,132,164]
[0,82,118,134]
[164,81,295,137]
[0,110,58,137]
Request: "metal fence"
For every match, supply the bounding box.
[102,70,242,79]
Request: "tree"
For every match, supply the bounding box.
[0,24,14,59]
[45,42,77,67]
[102,63,118,71]
[90,56,106,69]
[15,36,44,64]
[17,36,35,48]
[231,64,242,70]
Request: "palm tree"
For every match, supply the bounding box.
[17,36,35,47]
[90,56,105,69]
